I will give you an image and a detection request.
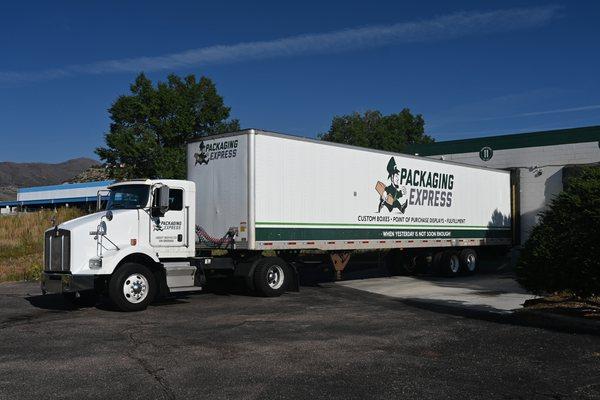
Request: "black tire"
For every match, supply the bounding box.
[437,250,461,277]
[400,252,421,275]
[387,250,421,276]
[63,291,97,307]
[386,250,402,276]
[108,263,156,311]
[431,251,444,275]
[253,257,289,297]
[459,248,478,275]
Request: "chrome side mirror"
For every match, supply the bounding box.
[91,220,108,237]
[153,185,170,217]
[97,221,107,236]
[96,189,110,211]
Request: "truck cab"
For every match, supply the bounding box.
[41,179,201,311]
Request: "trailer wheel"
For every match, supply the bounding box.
[438,250,461,277]
[108,263,156,311]
[386,250,421,276]
[253,257,289,297]
[386,250,402,276]
[459,248,478,275]
[400,253,421,275]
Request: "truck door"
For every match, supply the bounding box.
[150,187,187,247]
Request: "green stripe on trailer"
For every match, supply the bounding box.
[256,221,509,230]
[255,227,512,241]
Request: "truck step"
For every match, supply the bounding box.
[163,261,197,290]
[169,286,202,293]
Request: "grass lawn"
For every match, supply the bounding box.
[0,208,83,282]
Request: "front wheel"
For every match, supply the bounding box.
[108,263,156,311]
[253,257,290,297]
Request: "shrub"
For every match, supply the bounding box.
[516,166,600,297]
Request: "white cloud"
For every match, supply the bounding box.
[0,5,561,83]
[459,103,600,122]
[514,104,600,117]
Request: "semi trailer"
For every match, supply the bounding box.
[41,129,514,311]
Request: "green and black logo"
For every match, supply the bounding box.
[375,157,408,214]
[375,157,455,213]
[194,141,209,165]
[194,139,239,166]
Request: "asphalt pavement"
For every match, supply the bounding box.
[1,279,599,400]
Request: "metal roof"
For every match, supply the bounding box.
[0,180,115,207]
[0,195,108,208]
[405,125,600,156]
[18,180,115,193]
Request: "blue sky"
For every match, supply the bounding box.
[1,1,599,162]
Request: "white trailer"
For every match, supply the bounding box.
[41,129,514,311]
[188,130,512,252]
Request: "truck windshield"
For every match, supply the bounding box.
[107,185,150,210]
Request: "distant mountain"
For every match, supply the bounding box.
[67,164,110,184]
[0,158,99,201]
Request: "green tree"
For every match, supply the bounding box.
[319,109,433,152]
[96,73,240,179]
[516,166,600,297]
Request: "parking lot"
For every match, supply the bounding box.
[1,272,600,400]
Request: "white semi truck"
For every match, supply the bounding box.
[41,129,514,311]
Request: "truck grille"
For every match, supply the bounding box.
[44,229,71,271]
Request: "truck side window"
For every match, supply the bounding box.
[169,189,183,211]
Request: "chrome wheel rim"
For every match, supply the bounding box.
[123,274,149,304]
[267,265,284,290]
[466,254,477,272]
[449,255,460,274]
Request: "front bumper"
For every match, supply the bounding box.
[41,272,95,294]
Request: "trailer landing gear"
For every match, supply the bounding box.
[330,252,352,280]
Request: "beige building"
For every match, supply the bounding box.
[406,126,600,243]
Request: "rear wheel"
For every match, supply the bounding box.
[400,253,421,275]
[386,250,421,276]
[459,248,478,275]
[436,250,460,277]
[109,263,156,311]
[253,257,289,297]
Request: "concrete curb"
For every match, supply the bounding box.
[513,309,600,336]
[333,285,600,336]
[400,298,600,336]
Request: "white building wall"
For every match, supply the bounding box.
[17,182,113,202]
[425,141,600,242]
